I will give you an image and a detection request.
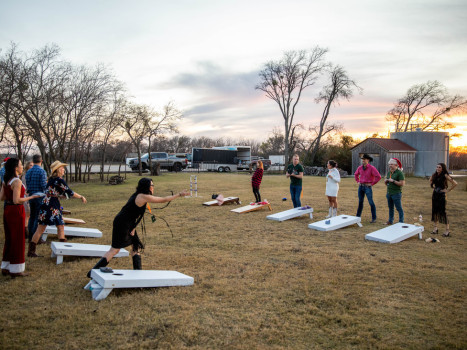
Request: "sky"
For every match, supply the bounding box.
[1,0,466,147]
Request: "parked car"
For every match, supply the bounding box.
[128,152,188,172]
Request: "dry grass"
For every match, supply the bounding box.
[0,172,466,349]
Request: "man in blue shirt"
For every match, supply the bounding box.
[25,154,47,241]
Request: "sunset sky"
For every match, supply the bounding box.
[1,0,466,147]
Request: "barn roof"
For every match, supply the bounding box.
[352,138,417,152]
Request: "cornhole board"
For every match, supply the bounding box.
[308,214,362,231]
[267,206,313,221]
[63,217,86,224]
[203,197,240,206]
[365,223,424,244]
[50,242,129,265]
[231,202,272,213]
[84,269,194,301]
[41,226,102,240]
[62,209,71,215]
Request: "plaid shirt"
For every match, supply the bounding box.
[25,164,47,194]
[251,168,263,188]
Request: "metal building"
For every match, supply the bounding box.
[390,131,450,177]
[351,138,416,175]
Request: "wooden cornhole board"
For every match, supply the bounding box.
[365,223,424,244]
[63,217,86,224]
[42,226,102,240]
[203,196,240,206]
[50,242,129,264]
[267,206,313,222]
[231,202,272,214]
[62,209,71,215]
[84,269,194,301]
[308,214,362,231]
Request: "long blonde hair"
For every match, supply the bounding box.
[257,160,263,170]
[22,161,33,177]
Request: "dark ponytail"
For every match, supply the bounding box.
[3,158,20,185]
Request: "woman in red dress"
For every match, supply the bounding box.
[1,158,38,278]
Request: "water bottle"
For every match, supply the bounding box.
[418,214,423,223]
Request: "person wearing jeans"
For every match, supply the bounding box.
[357,184,377,221]
[384,158,405,224]
[25,155,47,241]
[286,154,304,208]
[354,154,381,223]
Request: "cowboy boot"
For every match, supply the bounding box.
[87,257,109,278]
[27,241,39,257]
[325,207,332,218]
[132,255,142,270]
[332,207,337,217]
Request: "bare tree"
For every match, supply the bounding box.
[259,128,285,157]
[94,89,126,182]
[256,47,328,165]
[146,101,182,171]
[386,80,467,132]
[296,122,344,165]
[309,65,361,165]
[120,102,151,176]
[0,43,43,162]
[166,135,192,153]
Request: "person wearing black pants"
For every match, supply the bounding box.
[251,161,264,203]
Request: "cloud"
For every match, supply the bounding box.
[160,61,261,98]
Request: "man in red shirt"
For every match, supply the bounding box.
[354,154,381,223]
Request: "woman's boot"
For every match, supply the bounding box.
[87,257,108,278]
[332,207,337,217]
[132,255,142,270]
[27,241,38,257]
[325,207,332,218]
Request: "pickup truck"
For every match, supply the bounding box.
[128,152,188,172]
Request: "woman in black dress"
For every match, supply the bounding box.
[430,163,457,237]
[28,161,87,257]
[88,178,188,276]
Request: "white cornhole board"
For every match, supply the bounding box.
[203,197,240,206]
[308,214,362,231]
[63,217,86,224]
[365,223,424,244]
[42,226,102,240]
[267,207,313,221]
[84,269,194,301]
[231,202,272,213]
[50,242,129,265]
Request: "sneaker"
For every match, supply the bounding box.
[370,219,377,223]
[385,221,393,225]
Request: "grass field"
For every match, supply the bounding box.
[0,172,466,349]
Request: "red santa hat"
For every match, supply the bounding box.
[389,158,402,170]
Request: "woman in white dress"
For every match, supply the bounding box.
[325,160,341,218]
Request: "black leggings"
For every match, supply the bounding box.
[252,187,261,202]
